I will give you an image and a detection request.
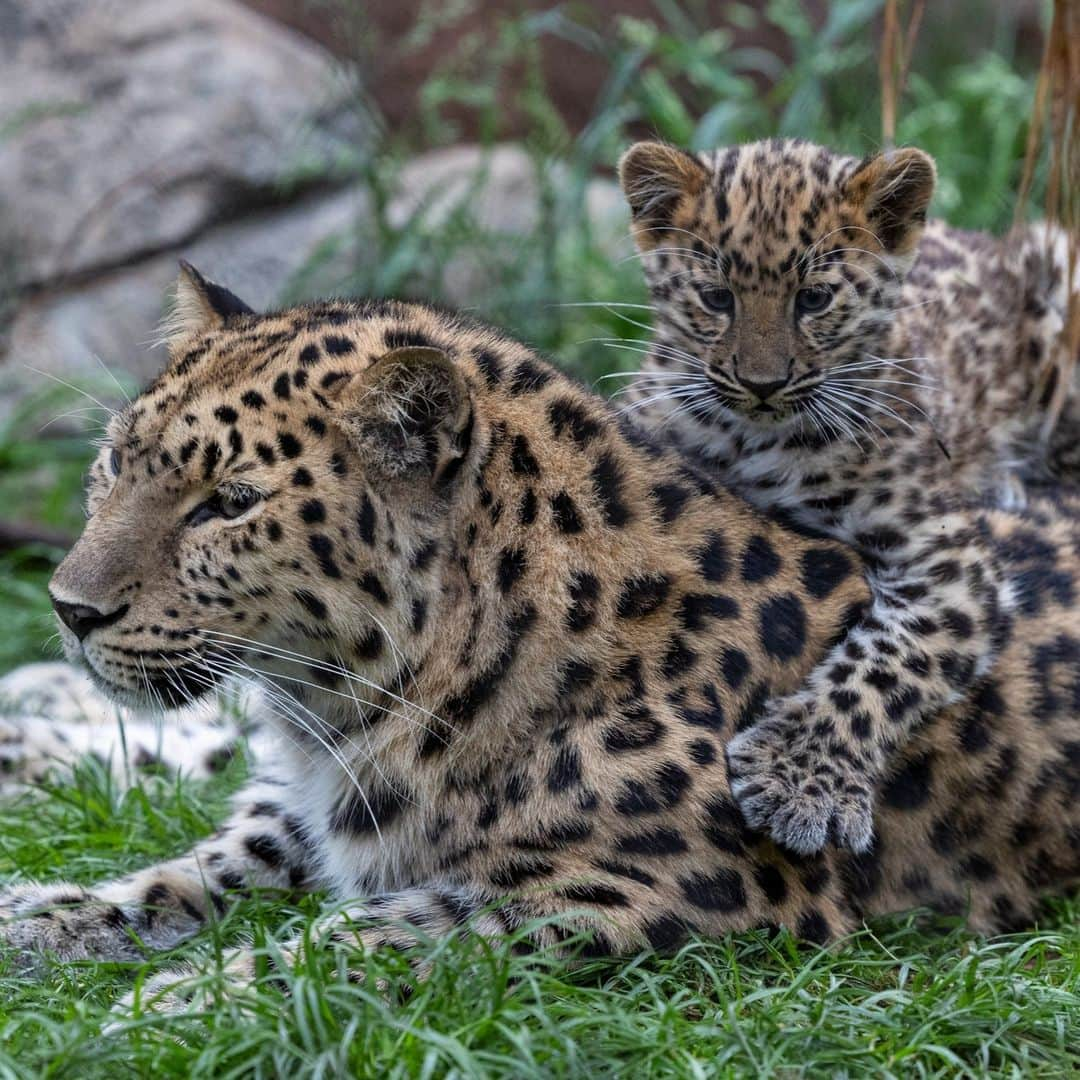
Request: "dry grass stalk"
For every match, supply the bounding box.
[1015,0,1080,442]
[879,0,926,148]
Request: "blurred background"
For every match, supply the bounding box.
[0,0,1052,670]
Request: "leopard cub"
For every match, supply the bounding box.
[618,137,1076,855]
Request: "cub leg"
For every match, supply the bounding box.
[727,506,1010,855]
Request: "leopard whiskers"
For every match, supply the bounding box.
[595,369,694,386]
[796,395,837,444]
[351,597,423,712]
[556,301,656,312]
[819,385,912,438]
[618,246,714,268]
[805,258,885,291]
[332,647,417,809]
[23,366,118,420]
[606,374,703,403]
[586,334,705,368]
[812,392,870,445]
[621,224,723,256]
[806,246,899,281]
[618,387,711,416]
[829,377,930,391]
[647,339,709,367]
[798,397,833,445]
[200,654,388,844]
[802,226,891,271]
[814,384,881,439]
[199,629,455,738]
[816,390,886,448]
[588,340,701,371]
[38,407,112,434]
[199,645,409,725]
[825,378,934,423]
[832,354,929,370]
[654,389,722,429]
[178,657,317,767]
[864,353,933,374]
[90,354,132,406]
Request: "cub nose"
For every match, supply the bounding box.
[51,596,130,641]
[735,374,789,402]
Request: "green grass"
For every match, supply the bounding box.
[1,760,1078,1078]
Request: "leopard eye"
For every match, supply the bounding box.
[697,284,735,316]
[186,485,264,527]
[109,448,121,476]
[795,284,835,317]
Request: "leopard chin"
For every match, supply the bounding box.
[78,654,218,711]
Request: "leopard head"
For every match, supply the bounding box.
[618,138,935,430]
[49,266,477,713]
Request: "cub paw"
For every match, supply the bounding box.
[725,713,876,856]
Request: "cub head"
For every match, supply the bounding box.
[618,138,935,429]
[49,265,477,710]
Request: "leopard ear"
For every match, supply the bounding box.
[161,261,255,352]
[845,147,936,254]
[618,141,708,241]
[330,347,473,487]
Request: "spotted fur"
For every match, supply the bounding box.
[619,137,1080,853]
[1,269,1079,1009]
[0,662,254,789]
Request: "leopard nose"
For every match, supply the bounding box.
[735,374,789,401]
[51,596,130,641]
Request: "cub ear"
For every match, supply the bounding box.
[618,141,708,241]
[845,147,936,254]
[330,347,473,487]
[162,261,255,351]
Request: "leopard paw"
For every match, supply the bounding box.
[116,951,259,1020]
[726,714,876,856]
[829,784,875,854]
[0,881,142,971]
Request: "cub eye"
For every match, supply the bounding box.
[186,485,264,527]
[796,284,835,316]
[697,285,735,315]
[109,448,121,476]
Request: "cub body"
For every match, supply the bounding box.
[619,137,1078,853]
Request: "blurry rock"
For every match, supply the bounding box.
[390,145,548,236]
[4,144,624,415]
[391,143,623,239]
[5,186,370,399]
[0,0,365,289]
[387,144,625,306]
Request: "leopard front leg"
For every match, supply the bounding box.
[727,522,1011,855]
[0,767,316,972]
[118,883,631,1017]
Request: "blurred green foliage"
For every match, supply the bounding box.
[286,0,1043,367]
[2,0,1046,669]
[0,384,116,671]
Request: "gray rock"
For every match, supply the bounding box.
[388,144,625,307]
[5,185,369,400]
[0,0,365,289]
[3,144,624,419]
